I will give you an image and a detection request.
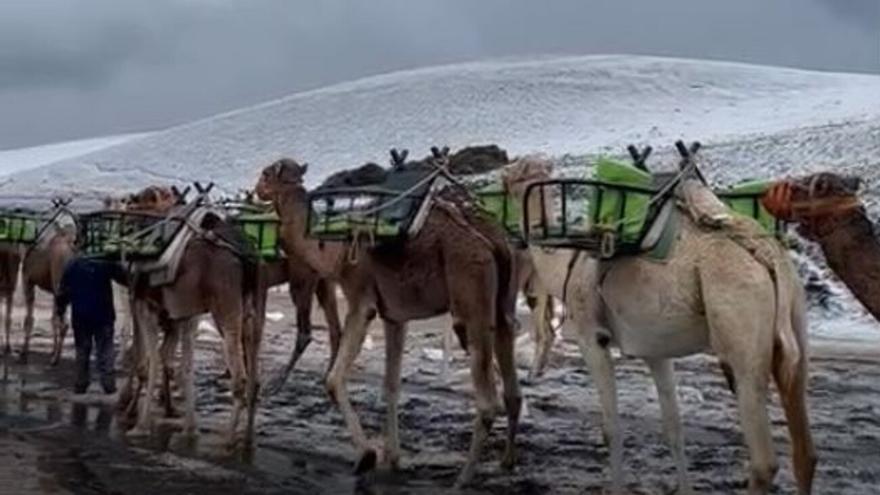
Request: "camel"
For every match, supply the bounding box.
[20,205,77,365]
[255,155,522,486]
[502,156,815,495]
[220,191,343,396]
[113,187,265,446]
[0,246,21,355]
[762,172,880,323]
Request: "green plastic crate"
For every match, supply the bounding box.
[80,211,179,259]
[235,212,281,259]
[477,183,520,236]
[717,180,778,234]
[590,158,655,243]
[0,213,41,244]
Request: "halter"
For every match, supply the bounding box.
[763,179,861,222]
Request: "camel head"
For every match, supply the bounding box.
[763,172,863,238]
[256,158,308,201]
[501,156,554,232]
[501,155,553,200]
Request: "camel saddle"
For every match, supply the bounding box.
[308,163,441,242]
[524,159,779,261]
[132,206,218,287]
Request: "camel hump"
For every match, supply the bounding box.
[446,145,509,175]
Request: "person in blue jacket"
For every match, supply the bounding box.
[55,256,127,394]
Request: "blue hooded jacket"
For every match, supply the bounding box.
[55,257,127,328]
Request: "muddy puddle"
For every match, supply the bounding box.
[1,291,879,494]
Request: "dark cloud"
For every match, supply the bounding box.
[0,0,877,148]
[814,0,880,32]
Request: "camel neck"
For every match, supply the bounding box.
[814,209,880,321]
[273,186,307,227]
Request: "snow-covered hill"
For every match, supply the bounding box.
[0,133,146,179]
[2,55,879,201]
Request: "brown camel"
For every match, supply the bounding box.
[20,209,77,365]
[220,192,343,396]
[503,157,815,495]
[762,172,880,321]
[113,188,265,446]
[0,246,21,355]
[255,156,522,487]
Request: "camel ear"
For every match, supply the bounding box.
[273,162,284,178]
[400,149,408,162]
[299,163,308,175]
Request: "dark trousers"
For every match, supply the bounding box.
[73,322,116,393]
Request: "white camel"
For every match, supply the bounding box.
[502,157,815,495]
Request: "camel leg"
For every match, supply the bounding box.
[733,371,777,495]
[214,307,247,445]
[527,293,555,380]
[180,320,197,436]
[492,311,522,471]
[131,303,160,436]
[159,322,182,418]
[381,319,406,469]
[316,279,342,372]
[454,315,497,488]
[701,269,779,494]
[118,296,145,418]
[646,358,692,494]
[574,322,623,494]
[325,300,374,473]
[264,280,315,395]
[244,294,264,444]
[19,282,35,363]
[772,301,815,495]
[3,295,11,355]
[49,297,69,367]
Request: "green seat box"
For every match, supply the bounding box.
[237,212,281,258]
[0,214,40,243]
[591,158,654,243]
[717,180,777,233]
[477,183,520,235]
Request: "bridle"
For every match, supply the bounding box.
[763,177,861,222]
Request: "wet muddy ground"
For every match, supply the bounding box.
[1,290,879,494]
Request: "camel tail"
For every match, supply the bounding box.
[770,257,816,495]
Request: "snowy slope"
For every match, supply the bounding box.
[2,55,880,202]
[0,133,147,178]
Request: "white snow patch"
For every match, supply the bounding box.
[0,133,147,178]
[265,311,285,322]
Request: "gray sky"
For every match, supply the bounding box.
[1,0,877,149]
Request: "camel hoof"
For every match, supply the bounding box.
[354,449,378,475]
[262,376,286,397]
